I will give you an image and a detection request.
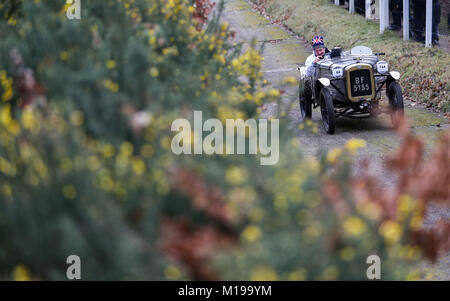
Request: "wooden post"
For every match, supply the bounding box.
[365,0,371,20]
[349,0,355,13]
[403,0,409,40]
[425,0,432,47]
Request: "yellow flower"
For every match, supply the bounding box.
[106,60,116,69]
[103,79,119,93]
[327,147,342,164]
[221,21,229,31]
[254,91,265,105]
[307,158,320,173]
[165,265,181,280]
[8,120,20,135]
[150,67,159,78]
[231,58,239,69]
[288,268,307,281]
[380,221,402,245]
[357,201,382,220]
[405,270,420,281]
[397,194,421,222]
[225,166,248,186]
[268,89,280,97]
[410,213,423,231]
[7,17,18,26]
[2,88,12,102]
[345,138,366,154]
[304,223,322,238]
[120,142,134,156]
[251,265,278,281]
[63,185,77,199]
[131,158,146,175]
[102,144,115,158]
[241,225,262,242]
[70,111,84,126]
[343,216,366,237]
[13,264,30,281]
[402,245,421,260]
[21,108,37,131]
[1,70,14,102]
[100,175,114,191]
[283,76,297,85]
[60,51,69,61]
[322,266,339,280]
[214,54,226,64]
[0,104,12,126]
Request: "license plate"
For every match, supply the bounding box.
[350,70,372,97]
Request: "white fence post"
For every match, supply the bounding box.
[365,0,371,20]
[403,0,409,41]
[380,0,386,33]
[425,0,432,47]
[349,0,355,13]
[385,0,389,29]
[335,0,340,5]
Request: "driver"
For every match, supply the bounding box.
[299,36,329,120]
[305,35,329,77]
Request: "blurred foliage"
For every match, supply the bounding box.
[0,0,448,281]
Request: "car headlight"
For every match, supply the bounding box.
[376,61,389,74]
[332,67,343,78]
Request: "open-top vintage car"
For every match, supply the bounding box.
[298,46,404,134]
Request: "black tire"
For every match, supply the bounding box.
[299,80,312,120]
[387,82,404,129]
[320,88,335,135]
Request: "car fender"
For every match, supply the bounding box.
[298,66,306,80]
[389,71,400,80]
[318,78,330,87]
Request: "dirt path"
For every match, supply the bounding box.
[218,0,449,280]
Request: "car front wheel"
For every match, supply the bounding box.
[320,87,335,135]
[299,80,312,120]
[387,82,404,129]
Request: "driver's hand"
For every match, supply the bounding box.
[314,57,322,63]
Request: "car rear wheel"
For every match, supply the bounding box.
[299,80,312,120]
[320,88,335,135]
[387,82,404,129]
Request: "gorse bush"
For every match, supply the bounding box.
[0,0,279,280]
[0,0,448,280]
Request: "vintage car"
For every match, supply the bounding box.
[298,46,404,134]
